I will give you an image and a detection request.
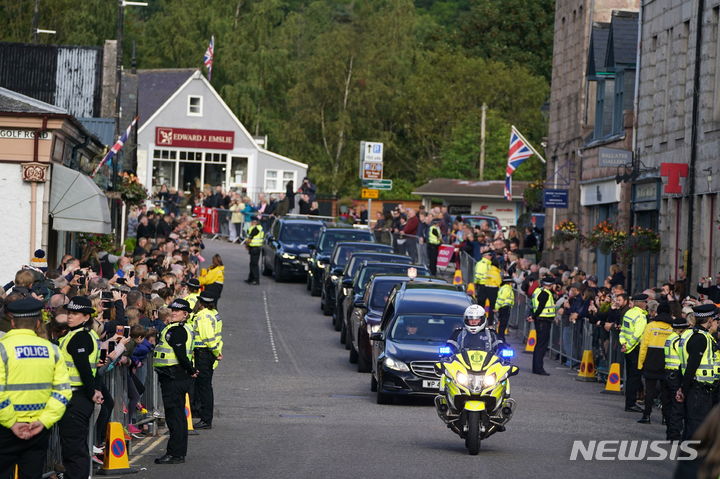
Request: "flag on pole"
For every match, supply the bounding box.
[203,35,214,81]
[504,125,545,201]
[91,116,138,178]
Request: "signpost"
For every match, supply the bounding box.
[359,142,385,224]
[543,189,569,209]
[361,188,379,199]
[362,179,392,190]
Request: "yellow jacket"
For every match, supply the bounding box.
[200,265,225,285]
[485,265,502,287]
[638,319,673,371]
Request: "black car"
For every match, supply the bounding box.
[333,252,412,330]
[341,262,431,344]
[320,242,393,318]
[348,274,447,372]
[306,227,375,296]
[370,282,473,404]
[261,217,324,281]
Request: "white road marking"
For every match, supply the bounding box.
[129,434,166,464]
[263,291,280,363]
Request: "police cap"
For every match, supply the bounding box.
[692,304,718,321]
[169,298,192,313]
[631,293,649,302]
[502,275,514,283]
[6,297,44,318]
[672,316,690,329]
[66,296,94,314]
[183,278,201,289]
[541,275,555,286]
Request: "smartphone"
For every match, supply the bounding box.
[129,271,135,278]
[115,325,124,337]
[103,308,111,320]
[116,278,126,285]
[108,342,116,353]
[102,291,113,301]
[99,349,108,362]
[123,326,130,338]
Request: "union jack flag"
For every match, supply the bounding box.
[504,126,536,201]
[203,35,214,81]
[91,116,138,178]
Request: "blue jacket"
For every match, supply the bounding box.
[131,339,155,364]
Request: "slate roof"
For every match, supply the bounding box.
[587,22,611,77]
[606,11,639,68]
[411,178,530,199]
[0,86,68,114]
[137,69,195,126]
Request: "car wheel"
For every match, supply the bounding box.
[340,321,347,345]
[357,343,371,373]
[274,259,285,282]
[349,340,358,363]
[370,372,378,392]
[310,274,321,297]
[306,273,312,291]
[262,253,272,276]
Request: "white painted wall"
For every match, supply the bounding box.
[0,163,33,284]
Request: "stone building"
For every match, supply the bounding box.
[544,0,639,281]
[635,0,720,289]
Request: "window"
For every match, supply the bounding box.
[188,95,202,116]
[264,169,296,192]
[264,170,278,192]
[282,171,296,190]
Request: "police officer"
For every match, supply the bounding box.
[676,304,719,440]
[182,278,202,312]
[495,275,515,342]
[245,216,264,285]
[448,305,501,352]
[528,276,556,376]
[426,220,442,276]
[0,298,72,479]
[619,293,648,412]
[191,288,223,430]
[58,296,103,479]
[663,315,689,440]
[637,301,674,424]
[154,298,198,464]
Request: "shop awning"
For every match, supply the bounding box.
[50,164,111,234]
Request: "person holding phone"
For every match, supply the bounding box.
[58,296,103,479]
[153,299,198,465]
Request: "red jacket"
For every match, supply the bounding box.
[403,216,419,236]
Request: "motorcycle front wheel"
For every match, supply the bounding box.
[465,411,481,455]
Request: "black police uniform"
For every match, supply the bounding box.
[531,282,555,375]
[245,222,262,284]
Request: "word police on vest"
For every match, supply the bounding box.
[570,440,700,461]
[15,345,50,359]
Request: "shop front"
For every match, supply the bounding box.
[580,178,622,281]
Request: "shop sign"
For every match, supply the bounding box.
[155,127,234,150]
[599,147,632,168]
[660,162,688,194]
[0,129,51,140]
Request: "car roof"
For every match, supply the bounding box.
[334,241,385,248]
[350,252,407,260]
[277,217,325,226]
[321,226,371,233]
[394,286,472,315]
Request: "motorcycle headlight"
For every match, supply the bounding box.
[384,356,410,372]
[483,373,497,388]
[456,372,470,387]
[281,253,297,259]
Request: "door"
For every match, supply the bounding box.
[595,203,618,281]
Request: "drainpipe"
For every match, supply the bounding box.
[30,116,48,259]
[687,0,704,289]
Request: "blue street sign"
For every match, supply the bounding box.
[543,189,569,209]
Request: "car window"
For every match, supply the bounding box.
[370,281,402,309]
[389,314,464,342]
[279,223,323,243]
[332,244,391,266]
[356,265,430,291]
[348,255,410,277]
[318,231,373,252]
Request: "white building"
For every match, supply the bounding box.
[136,69,307,199]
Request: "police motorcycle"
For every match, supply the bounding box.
[433,305,519,455]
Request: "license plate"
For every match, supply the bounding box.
[422,380,440,389]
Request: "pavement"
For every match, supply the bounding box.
[124,239,673,479]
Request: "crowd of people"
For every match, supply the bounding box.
[0,212,224,477]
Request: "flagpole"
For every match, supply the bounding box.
[511,125,546,163]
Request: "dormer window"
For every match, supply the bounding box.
[188,95,202,116]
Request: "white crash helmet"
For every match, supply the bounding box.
[463,304,486,334]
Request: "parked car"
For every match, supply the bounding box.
[261,217,324,281]
[370,282,473,404]
[334,252,412,329]
[306,227,375,296]
[320,242,393,318]
[348,274,447,372]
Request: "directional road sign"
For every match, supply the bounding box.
[362,179,392,190]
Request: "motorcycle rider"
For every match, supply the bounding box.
[447,304,502,353]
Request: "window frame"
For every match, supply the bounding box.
[187,95,203,117]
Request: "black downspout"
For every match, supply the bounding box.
[688,0,704,291]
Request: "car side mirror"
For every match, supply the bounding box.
[370,332,383,341]
[307,243,316,250]
[508,366,519,377]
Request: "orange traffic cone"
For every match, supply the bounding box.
[452,269,463,285]
[576,350,597,381]
[602,362,623,394]
[97,422,136,475]
[524,329,537,353]
[466,282,476,298]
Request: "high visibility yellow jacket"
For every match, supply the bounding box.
[485,265,502,287]
[200,266,225,286]
[531,287,556,318]
[153,322,194,367]
[664,331,682,372]
[474,257,491,284]
[248,225,264,247]
[680,329,717,384]
[619,307,647,353]
[58,328,100,387]
[185,292,200,311]
[638,319,673,372]
[495,283,515,310]
[0,329,72,429]
[428,225,442,245]
[193,308,223,357]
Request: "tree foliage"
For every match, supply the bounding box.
[0,0,553,197]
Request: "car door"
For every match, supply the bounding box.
[371,293,397,372]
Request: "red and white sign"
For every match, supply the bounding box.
[156,127,234,150]
[660,162,689,194]
[436,245,455,268]
[362,161,383,180]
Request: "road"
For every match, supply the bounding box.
[129,240,672,479]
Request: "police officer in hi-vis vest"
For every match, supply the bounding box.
[619,294,649,413]
[245,216,264,285]
[528,276,557,376]
[58,296,103,479]
[154,299,198,465]
[191,287,223,430]
[663,315,690,440]
[426,220,442,276]
[0,298,72,479]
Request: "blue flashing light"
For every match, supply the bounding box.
[499,348,514,359]
[439,346,453,355]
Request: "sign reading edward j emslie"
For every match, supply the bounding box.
[155,127,234,150]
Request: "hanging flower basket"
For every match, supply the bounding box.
[78,233,117,253]
[118,172,148,207]
[626,226,661,254]
[584,221,627,255]
[552,219,581,245]
[523,181,544,212]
